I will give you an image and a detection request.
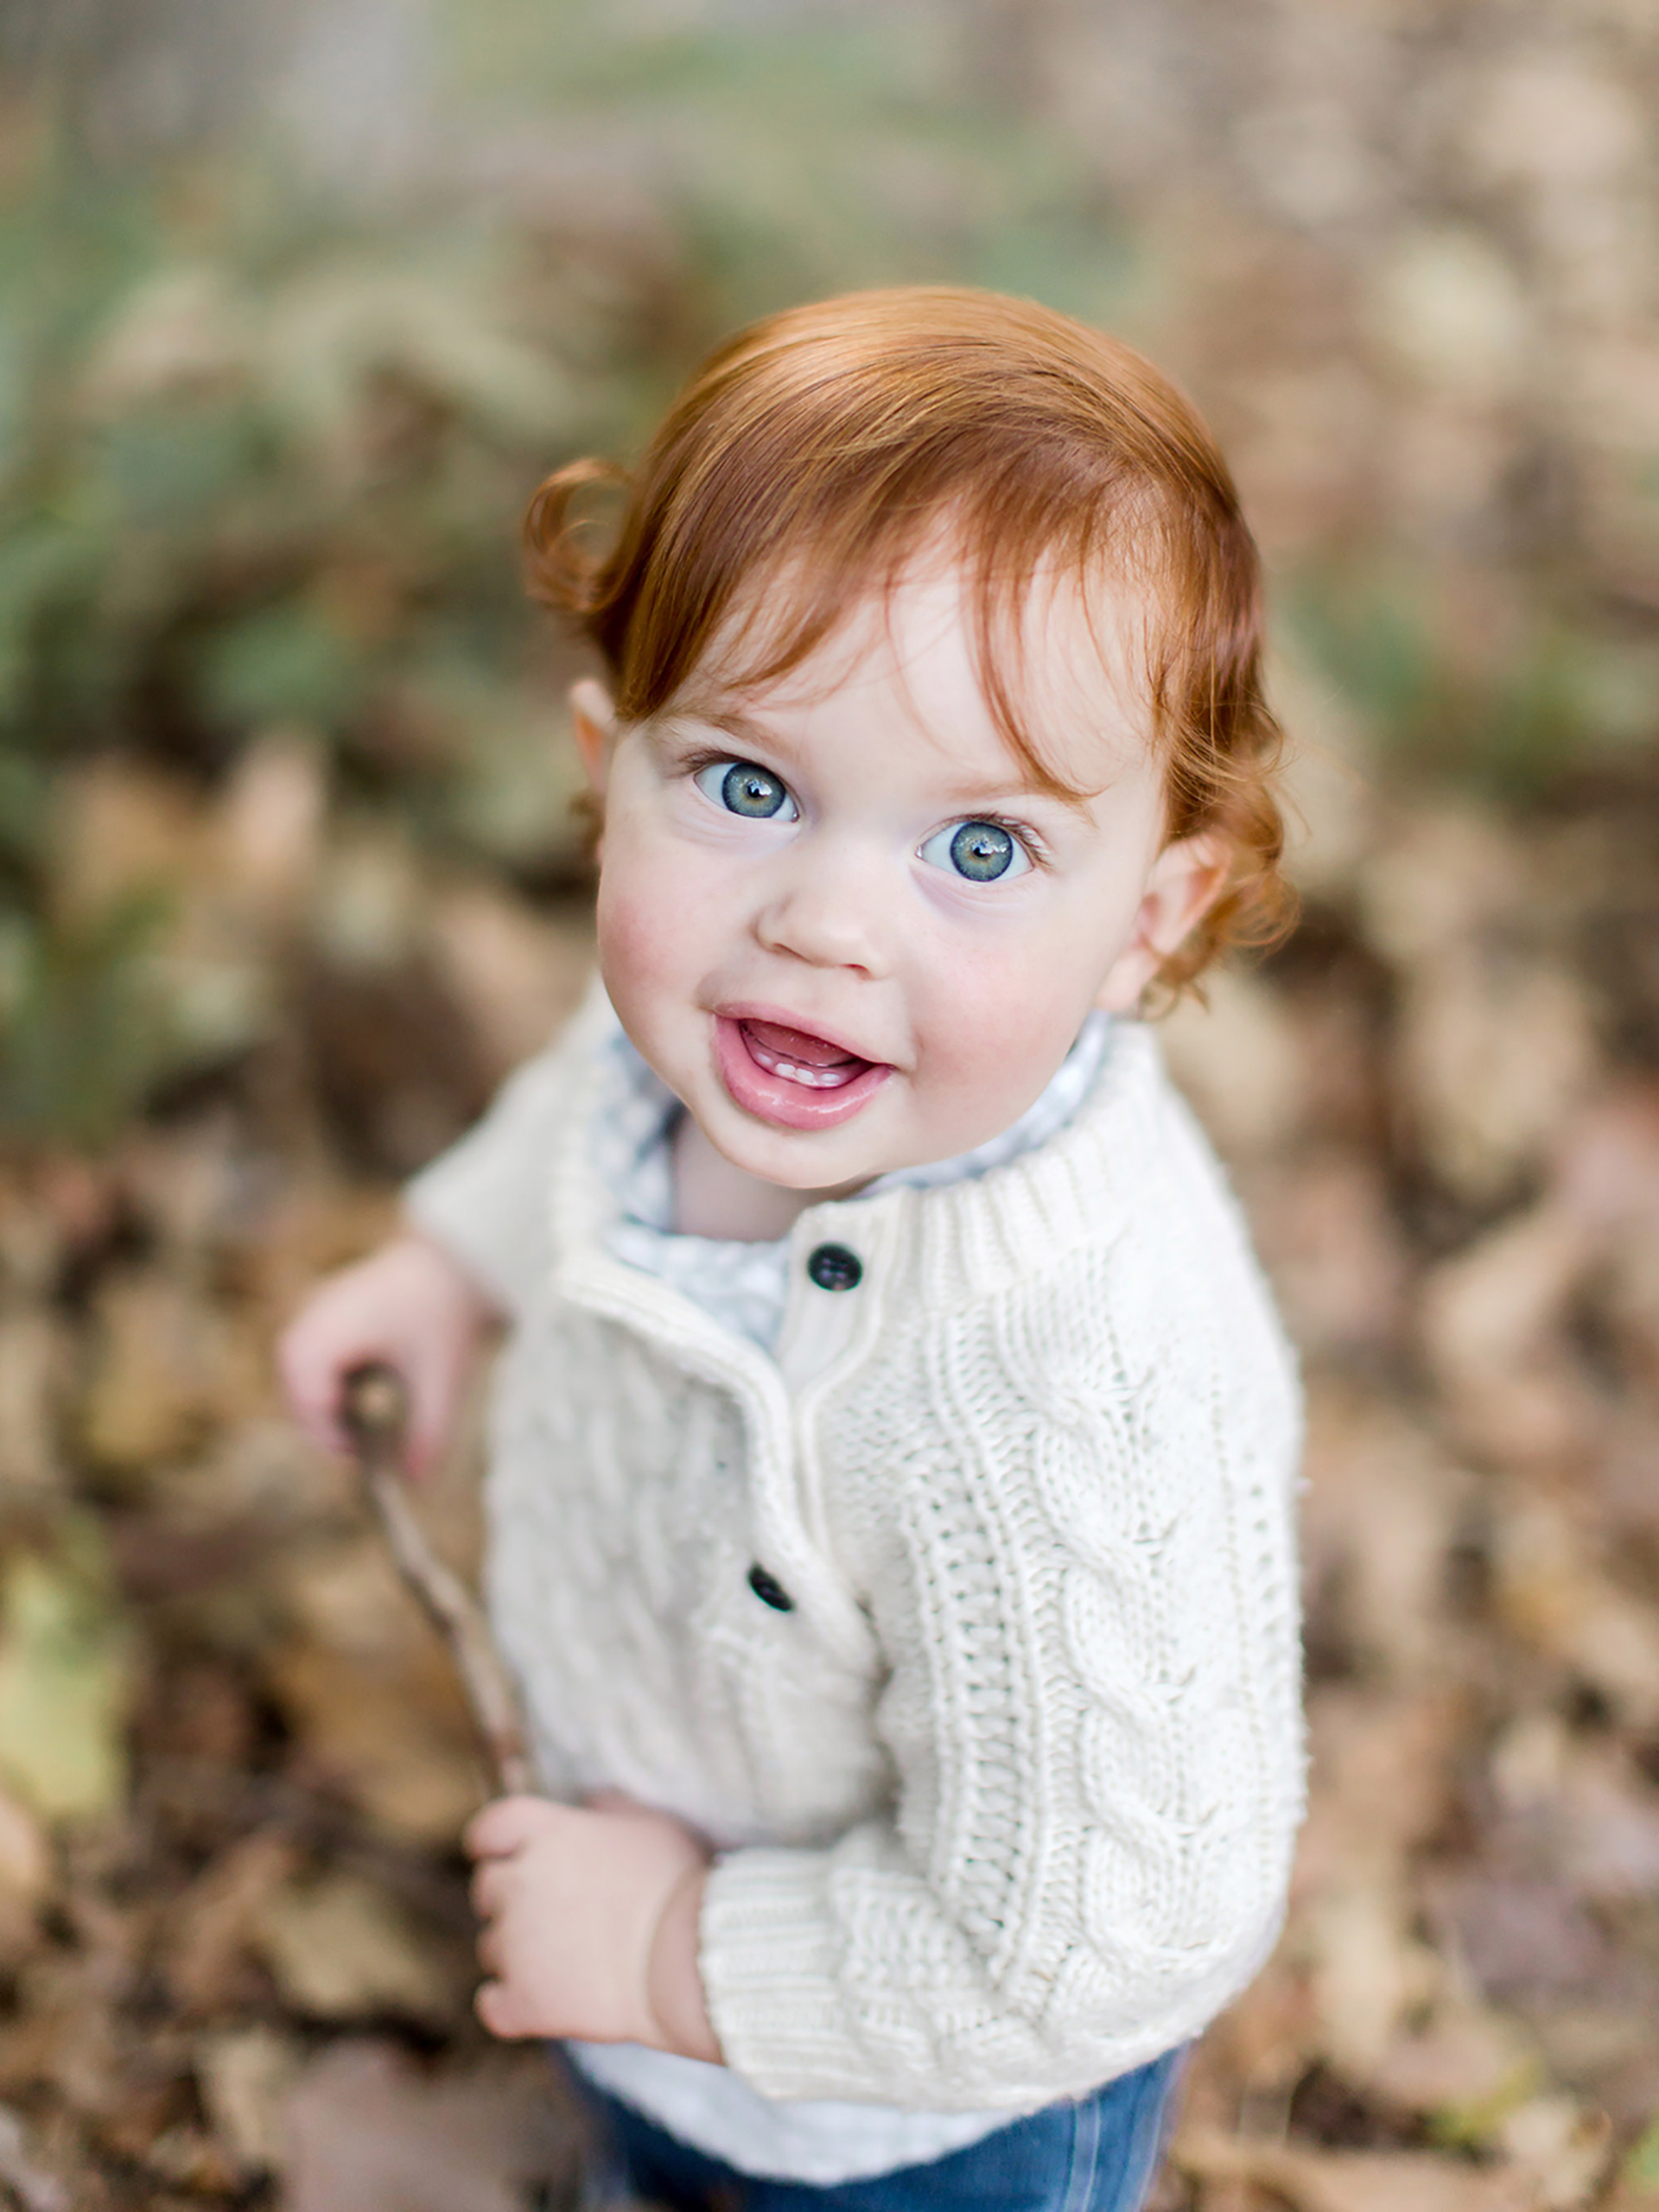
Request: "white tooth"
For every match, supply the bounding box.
[747,1033,861,1088]
[770,1057,841,1089]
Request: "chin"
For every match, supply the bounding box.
[712,1116,876,1194]
[732,1140,867,1193]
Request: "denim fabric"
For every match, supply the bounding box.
[572,2050,1185,2212]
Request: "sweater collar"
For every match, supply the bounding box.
[594,1010,1117,1243]
[546,976,1167,1325]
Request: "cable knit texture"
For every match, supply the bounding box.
[406,984,1305,2113]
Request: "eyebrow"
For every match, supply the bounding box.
[662,696,1100,817]
[943,769,1098,818]
[664,698,785,753]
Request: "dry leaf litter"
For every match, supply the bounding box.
[3,3,1659,2206]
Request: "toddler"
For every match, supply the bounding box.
[282,287,1305,2212]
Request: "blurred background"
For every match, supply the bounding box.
[0,3,1657,2206]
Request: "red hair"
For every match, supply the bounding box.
[525,286,1292,995]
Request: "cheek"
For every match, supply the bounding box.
[914,935,1093,1111]
[595,867,680,1009]
[594,828,728,1013]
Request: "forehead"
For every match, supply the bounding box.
[674,547,1159,799]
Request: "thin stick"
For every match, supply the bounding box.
[342,1363,536,1799]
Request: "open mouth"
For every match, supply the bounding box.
[713,1014,893,1130]
[741,1017,869,1089]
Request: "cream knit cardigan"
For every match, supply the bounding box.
[407,986,1305,2114]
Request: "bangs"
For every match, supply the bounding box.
[649,488,1171,805]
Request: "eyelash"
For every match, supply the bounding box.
[687,751,798,819]
[684,747,767,788]
[683,752,1048,874]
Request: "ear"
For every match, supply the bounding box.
[569,677,618,791]
[1095,835,1228,1013]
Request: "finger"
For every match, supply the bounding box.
[276,1335,352,1459]
[402,1354,453,1480]
[475,1979,531,2040]
[306,1367,378,1461]
[469,1859,507,1919]
[474,1922,503,1978]
[464,1794,560,1860]
[291,1395,347,1460]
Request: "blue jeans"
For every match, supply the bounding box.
[571,2050,1185,2212]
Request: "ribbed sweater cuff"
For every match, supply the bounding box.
[700,1851,863,2100]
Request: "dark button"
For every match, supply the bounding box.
[807,1243,862,1292]
[747,1563,795,1612]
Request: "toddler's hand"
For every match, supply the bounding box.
[278,1230,502,1477]
[466,1795,719,2060]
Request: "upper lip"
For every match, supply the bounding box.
[715,1001,896,1069]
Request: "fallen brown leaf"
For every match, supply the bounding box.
[1418,1207,1599,1474]
[1174,2124,1542,2212]
[1489,1497,1659,1731]
[162,1831,302,2017]
[77,1270,243,1480]
[268,1637,488,1841]
[0,1310,70,1497]
[1393,951,1598,1205]
[0,2104,68,2212]
[51,761,203,927]
[1160,969,1309,1159]
[276,2038,574,2212]
[195,2023,303,2177]
[1366,2003,1539,2124]
[1300,1687,1466,1889]
[1300,1389,1475,1687]
[1487,1714,1659,1902]
[0,1539,133,1824]
[426,883,594,1082]
[267,1535,486,1842]
[216,731,328,932]
[1241,1152,1410,1358]
[1425,1870,1613,2005]
[1302,1882,1439,2083]
[0,1786,50,1906]
[255,1870,455,2024]
[1496,2097,1611,2211]
[1355,810,1525,972]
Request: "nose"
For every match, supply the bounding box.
[753,836,893,976]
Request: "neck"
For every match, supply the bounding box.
[671,1113,868,1240]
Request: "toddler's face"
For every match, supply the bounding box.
[573,557,1220,1198]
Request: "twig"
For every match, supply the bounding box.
[342,1363,535,1799]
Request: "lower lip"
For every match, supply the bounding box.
[713,1016,893,1131]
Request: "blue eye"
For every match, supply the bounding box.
[695,759,798,821]
[919,818,1029,883]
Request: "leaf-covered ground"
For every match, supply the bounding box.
[3,1,1659,2204]
[1,738,1658,2210]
